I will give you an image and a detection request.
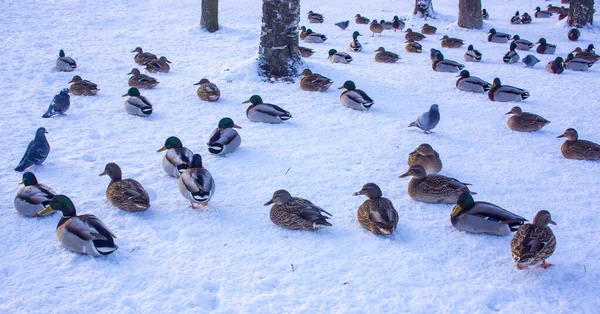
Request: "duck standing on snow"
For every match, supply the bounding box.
[399,165,473,204]
[178,154,215,208]
[264,190,332,231]
[56,50,76,72]
[521,12,532,24]
[338,80,373,111]
[374,47,401,63]
[564,53,594,71]
[194,78,220,101]
[488,29,512,43]
[68,76,99,96]
[349,31,362,52]
[307,10,324,23]
[14,127,50,172]
[546,57,564,74]
[299,46,315,57]
[144,56,171,73]
[131,47,157,65]
[441,35,464,48]
[128,68,159,89]
[405,39,422,53]
[408,143,442,175]
[451,193,526,236]
[511,210,556,269]
[405,28,426,41]
[14,172,56,217]
[369,20,384,36]
[488,78,529,102]
[353,183,398,235]
[505,106,550,132]
[432,54,465,73]
[503,43,520,64]
[512,35,534,51]
[482,9,489,20]
[100,163,150,212]
[522,55,541,68]
[207,118,242,155]
[243,95,292,124]
[328,49,352,64]
[455,70,491,93]
[304,29,327,43]
[42,88,70,118]
[392,16,405,32]
[408,104,440,134]
[510,11,521,24]
[335,20,349,30]
[536,38,556,54]
[299,69,333,92]
[37,195,118,256]
[568,28,581,41]
[355,14,370,24]
[534,6,553,18]
[122,87,152,117]
[557,128,600,160]
[157,136,193,177]
[464,45,482,62]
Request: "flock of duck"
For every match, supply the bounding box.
[12,6,600,269]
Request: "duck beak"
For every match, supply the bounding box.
[233,124,242,129]
[38,205,54,216]
[455,74,461,77]
[557,133,566,138]
[408,151,416,156]
[242,100,251,104]
[352,191,362,196]
[18,180,24,184]
[337,86,345,90]
[166,59,172,63]
[548,219,557,225]
[130,49,137,53]
[398,171,410,178]
[122,93,129,97]
[505,111,513,115]
[193,82,200,85]
[99,170,107,176]
[157,146,167,152]
[68,79,75,83]
[127,71,133,75]
[450,205,463,217]
[264,199,274,206]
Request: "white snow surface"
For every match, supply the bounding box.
[1,0,600,312]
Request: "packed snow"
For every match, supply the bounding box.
[1,0,599,312]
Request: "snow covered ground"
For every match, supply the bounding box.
[1,0,599,312]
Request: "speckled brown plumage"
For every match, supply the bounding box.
[399,165,473,204]
[506,106,550,132]
[407,144,442,175]
[511,210,556,269]
[100,163,150,212]
[265,190,332,230]
[558,128,600,160]
[354,183,398,235]
[299,69,333,92]
[68,76,99,96]
[194,78,220,102]
[441,35,464,48]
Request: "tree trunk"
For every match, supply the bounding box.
[568,0,594,27]
[201,0,219,33]
[258,0,302,78]
[457,0,482,29]
[414,0,435,19]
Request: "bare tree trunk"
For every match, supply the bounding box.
[568,0,594,27]
[457,0,482,29]
[414,0,435,18]
[201,0,219,33]
[258,0,302,78]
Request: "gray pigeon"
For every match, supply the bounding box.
[522,54,540,68]
[409,104,440,134]
[42,88,70,118]
[335,20,349,30]
[15,127,50,172]
[430,48,442,62]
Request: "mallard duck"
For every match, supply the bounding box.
[546,4,562,13]
[503,43,520,64]
[557,128,600,160]
[194,78,220,101]
[56,49,76,72]
[131,47,157,65]
[521,12,532,24]
[264,190,332,230]
[432,53,465,73]
[572,47,600,63]
[511,210,556,269]
[307,10,324,23]
[430,48,442,62]
[421,23,437,35]
[144,56,171,73]
[37,195,118,256]
[408,104,440,134]
[405,39,422,53]
[328,49,352,64]
[68,76,99,96]
[546,57,564,74]
[512,35,534,51]
[464,45,482,62]
[355,14,370,24]
[510,11,522,24]
[304,29,327,43]
[557,7,568,20]
[392,15,405,32]
[100,163,150,212]
[353,183,398,235]
[585,44,596,54]
[407,144,442,175]
[451,193,526,236]
[441,35,464,48]
[568,28,581,41]
[380,20,394,30]
[14,127,50,172]
[299,46,315,57]
[207,118,241,155]
[405,28,426,41]
[456,70,491,93]
[335,20,349,30]
[482,9,489,20]
[299,26,308,40]
[299,69,333,92]
[536,38,556,54]
[488,29,512,43]
[338,80,373,111]
[488,78,529,102]
[564,53,594,71]
[14,172,56,217]
[374,47,401,63]
[122,87,152,117]
[157,136,193,177]
[522,54,541,68]
[128,68,159,89]
[243,95,292,124]
[349,31,362,52]
[399,165,474,204]
[178,154,215,208]
[505,106,550,132]
[369,20,384,36]
[534,6,553,18]
[42,88,70,118]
